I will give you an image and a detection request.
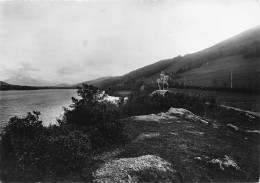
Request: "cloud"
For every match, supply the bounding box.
[2,61,40,79]
[57,62,85,76]
[82,40,88,47]
[20,62,40,71]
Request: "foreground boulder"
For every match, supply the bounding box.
[133,107,209,125]
[93,155,178,183]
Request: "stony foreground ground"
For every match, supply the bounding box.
[93,108,259,182]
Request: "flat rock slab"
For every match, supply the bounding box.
[133,107,209,124]
[150,90,170,97]
[93,155,176,183]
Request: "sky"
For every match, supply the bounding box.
[0,0,260,84]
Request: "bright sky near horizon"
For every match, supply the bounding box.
[0,0,260,84]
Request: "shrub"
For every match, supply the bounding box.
[62,84,127,150]
[1,111,43,158]
[1,112,92,181]
[121,90,217,117]
[120,92,161,117]
[14,131,91,181]
[1,84,128,181]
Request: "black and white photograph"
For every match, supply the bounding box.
[0,0,259,182]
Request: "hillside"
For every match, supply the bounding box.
[55,83,73,87]
[0,81,38,90]
[75,76,115,87]
[168,55,259,89]
[97,25,260,90]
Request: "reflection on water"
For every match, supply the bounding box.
[0,89,78,132]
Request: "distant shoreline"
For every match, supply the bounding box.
[0,87,77,91]
[0,81,77,91]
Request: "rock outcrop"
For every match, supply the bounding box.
[150,90,170,97]
[133,107,209,124]
[94,155,176,183]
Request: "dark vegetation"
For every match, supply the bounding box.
[61,85,127,150]
[0,81,38,90]
[168,87,260,112]
[121,85,259,129]
[0,84,126,181]
[167,81,260,95]
[105,80,259,96]
[121,89,216,118]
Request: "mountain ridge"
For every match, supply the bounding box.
[94,25,260,90]
[4,76,59,87]
[75,76,115,87]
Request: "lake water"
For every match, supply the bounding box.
[0,89,78,132]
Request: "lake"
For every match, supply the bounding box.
[0,89,78,132]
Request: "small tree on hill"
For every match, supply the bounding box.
[62,84,127,150]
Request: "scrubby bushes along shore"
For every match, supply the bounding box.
[0,84,127,181]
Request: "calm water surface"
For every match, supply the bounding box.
[0,89,78,132]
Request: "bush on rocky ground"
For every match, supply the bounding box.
[1,112,92,181]
[1,84,127,181]
[62,84,127,150]
[121,90,217,117]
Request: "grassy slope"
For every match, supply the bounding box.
[114,109,259,182]
[165,25,260,75]
[98,26,260,90]
[170,55,260,89]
